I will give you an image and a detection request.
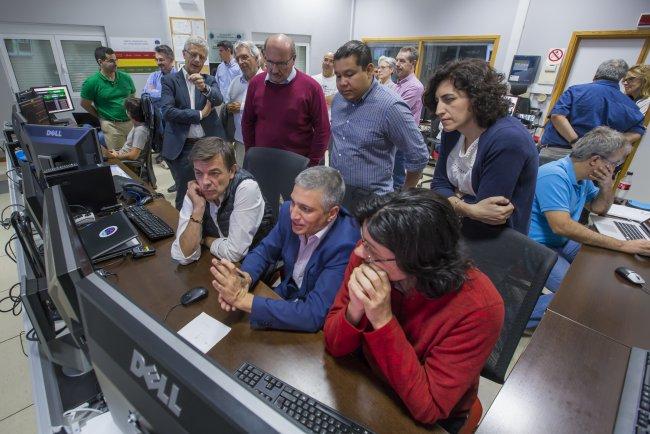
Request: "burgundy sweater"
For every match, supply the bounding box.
[241,70,330,166]
[324,252,504,425]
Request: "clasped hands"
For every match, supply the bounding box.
[345,263,393,330]
[209,258,252,312]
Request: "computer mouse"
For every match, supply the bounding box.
[180,286,208,306]
[615,267,646,286]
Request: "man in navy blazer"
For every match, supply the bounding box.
[210,166,360,332]
[161,36,225,209]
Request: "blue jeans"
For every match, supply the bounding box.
[527,240,581,328]
[392,150,405,190]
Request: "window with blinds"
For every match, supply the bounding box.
[4,38,60,91]
[60,40,103,92]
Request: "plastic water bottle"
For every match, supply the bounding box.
[615,171,633,202]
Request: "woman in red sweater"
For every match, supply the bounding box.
[324,189,504,429]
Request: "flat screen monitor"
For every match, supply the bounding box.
[32,85,74,114]
[19,161,45,235]
[77,272,302,433]
[11,104,27,144]
[43,184,94,374]
[508,55,541,85]
[19,95,51,125]
[21,124,103,175]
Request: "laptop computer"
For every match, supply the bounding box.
[78,210,139,262]
[592,215,650,241]
[47,165,118,213]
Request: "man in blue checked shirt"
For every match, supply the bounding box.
[142,45,177,99]
[329,40,429,209]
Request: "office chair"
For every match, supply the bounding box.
[508,83,532,116]
[121,94,157,188]
[459,226,557,384]
[242,147,309,221]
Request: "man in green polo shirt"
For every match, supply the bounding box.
[81,46,136,150]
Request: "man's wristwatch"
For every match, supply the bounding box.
[569,138,578,145]
[200,85,211,97]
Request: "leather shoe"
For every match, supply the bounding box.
[167,184,177,193]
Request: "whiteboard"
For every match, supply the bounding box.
[566,38,644,88]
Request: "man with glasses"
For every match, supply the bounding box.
[241,34,330,166]
[81,46,136,150]
[527,126,650,328]
[161,36,225,210]
[209,166,359,332]
[539,58,645,164]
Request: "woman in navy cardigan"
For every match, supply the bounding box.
[423,59,538,234]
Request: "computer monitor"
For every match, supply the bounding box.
[43,184,94,374]
[21,124,103,175]
[32,85,75,114]
[18,95,51,125]
[19,160,45,235]
[11,104,27,144]
[508,55,541,85]
[77,272,302,433]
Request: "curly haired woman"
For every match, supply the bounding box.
[424,59,538,234]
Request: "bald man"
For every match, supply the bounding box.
[312,51,338,117]
[241,34,330,166]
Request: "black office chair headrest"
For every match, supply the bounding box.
[509,83,528,96]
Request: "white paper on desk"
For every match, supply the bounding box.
[110,164,131,179]
[607,204,650,222]
[178,312,231,353]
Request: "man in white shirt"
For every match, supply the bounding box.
[312,51,337,115]
[225,40,263,161]
[171,137,274,264]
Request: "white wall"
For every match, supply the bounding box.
[204,0,353,76]
[352,0,522,75]
[517,0,647,56]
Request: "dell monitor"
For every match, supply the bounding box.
[32,85,74,114]
[11,103,27,144]
[43,184,94,374]
[22,124,103,175]
[19,160,45,235]
[77,272,302,433]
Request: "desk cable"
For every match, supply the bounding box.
[163,303,182,322]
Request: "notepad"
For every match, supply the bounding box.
[178,312,231,353]
[607,204,650,223]
[110,164,131,179]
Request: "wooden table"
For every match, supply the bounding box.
[548,245,650,348]
[108,197,441,434]
[478,311,630,434]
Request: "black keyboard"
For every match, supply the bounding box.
[614,221,646,240]
[124,205,174,241]
[614,347,650,433]
[235,362,374,434]
[42,162,78,175]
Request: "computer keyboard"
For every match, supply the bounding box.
[614,221,646,240]
[42,162,78,175]
[613,347,650,433]
[235,362,374,434]
[124,205,174,241]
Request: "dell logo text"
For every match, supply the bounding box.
[46,130,62,137]
[130,349,182,417]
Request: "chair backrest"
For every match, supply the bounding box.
[135,94,156,186]
[459,226,557,384]
[242,147,309,220]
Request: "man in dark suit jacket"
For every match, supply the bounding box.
[209,166,360,332]
[161,36,224,209]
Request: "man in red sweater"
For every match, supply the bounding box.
[242,34,330,166]
[324,189,504,429]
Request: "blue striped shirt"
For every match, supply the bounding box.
[330,79,428,193]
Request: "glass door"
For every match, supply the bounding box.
[53,35,105,96]
[0,35,63,92]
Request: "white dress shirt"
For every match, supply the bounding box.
[171,179,265,264]
[291,219,334,287]
[181,67,206,139]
